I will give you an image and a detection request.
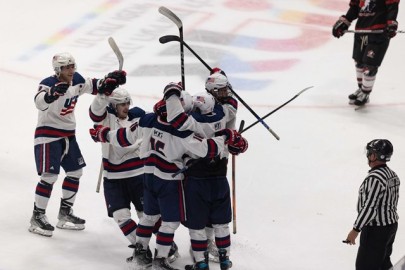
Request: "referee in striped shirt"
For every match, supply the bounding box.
[344,139,400,270]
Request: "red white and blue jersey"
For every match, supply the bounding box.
[166,95,238,159]
[34,73,99,145]
[107,113,226,181]
[89,94,146,180]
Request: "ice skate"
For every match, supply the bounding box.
[185,251,209,270]
[28,206,54,237]
[218,249,232,270]
[152,257,179,270]
[353,91,370,110]
[56,206,85,230]
[167,241,180,263]
[348,88,362,105]
[127,243,152,269]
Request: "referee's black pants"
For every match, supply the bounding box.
[356,223,398,270]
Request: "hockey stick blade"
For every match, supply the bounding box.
[159,35,181,44]
[108,37,124,71]
[241,86,313,134]
[159,6,183,29]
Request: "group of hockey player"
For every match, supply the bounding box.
[30,49,247,270]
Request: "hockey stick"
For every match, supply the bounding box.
[159,6,185,89]
[96,37,124,193]
[159,34,280,140]
[108,37,124,70]
[344,29,405,34]
[241,86,313,133]
[232,120,244,234]
[170,87,311,178]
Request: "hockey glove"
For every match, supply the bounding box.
[332,16,351,38]
[89,125,110,143]
[153,99,168,121]
[45,82,69,103]
[215,128,239,144]
[98,78,119,96]
[163,82,183,100]
[228,136,248,155]
[107,70,127,85]
[385,20,398,38]
[210,67,227,77]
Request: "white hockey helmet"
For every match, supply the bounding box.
[192,92,215,114]
[180,91,193,113]
[52,52,76,76]
[108,88,132,106]
[205,73,232,100]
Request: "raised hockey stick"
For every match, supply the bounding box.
[232,120,244,234]
[170,88,311,178]
[241,86,313,133]
[344,29,405,34]
[96,37,124,193]
[159,34,280,140]
[159,6,185,89]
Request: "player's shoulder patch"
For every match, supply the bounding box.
[40,76,58,87]
[128,107,146,121]
[72,72,85,85]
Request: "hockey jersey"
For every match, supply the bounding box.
[34,73,98,145]
[89,94,146,180]
[166,94,238,176]
[345,0,400,30]
[107,113,226,181]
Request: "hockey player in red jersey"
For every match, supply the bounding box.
[30,52,126,237]
[332,0,400,107]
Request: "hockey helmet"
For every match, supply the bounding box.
[366,139,393,162]
[108,88,132,106]
[52,52,76,76]
[192,92,215,114]
[205,73,232,100]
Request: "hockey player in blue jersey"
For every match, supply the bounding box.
[90,82,248,270]
[30,52,126,237]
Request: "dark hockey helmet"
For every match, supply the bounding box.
[366,139,393,162]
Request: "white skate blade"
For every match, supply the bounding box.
[56,220,85,230]
[29,225,53,237]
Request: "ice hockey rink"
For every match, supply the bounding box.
[1,0,405,269]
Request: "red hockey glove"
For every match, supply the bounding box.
[89,125,110,143]
[228,136,248,155]
[107,70,126,85]
[332,16,351,38]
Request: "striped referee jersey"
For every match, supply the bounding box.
[354,164,400,231]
